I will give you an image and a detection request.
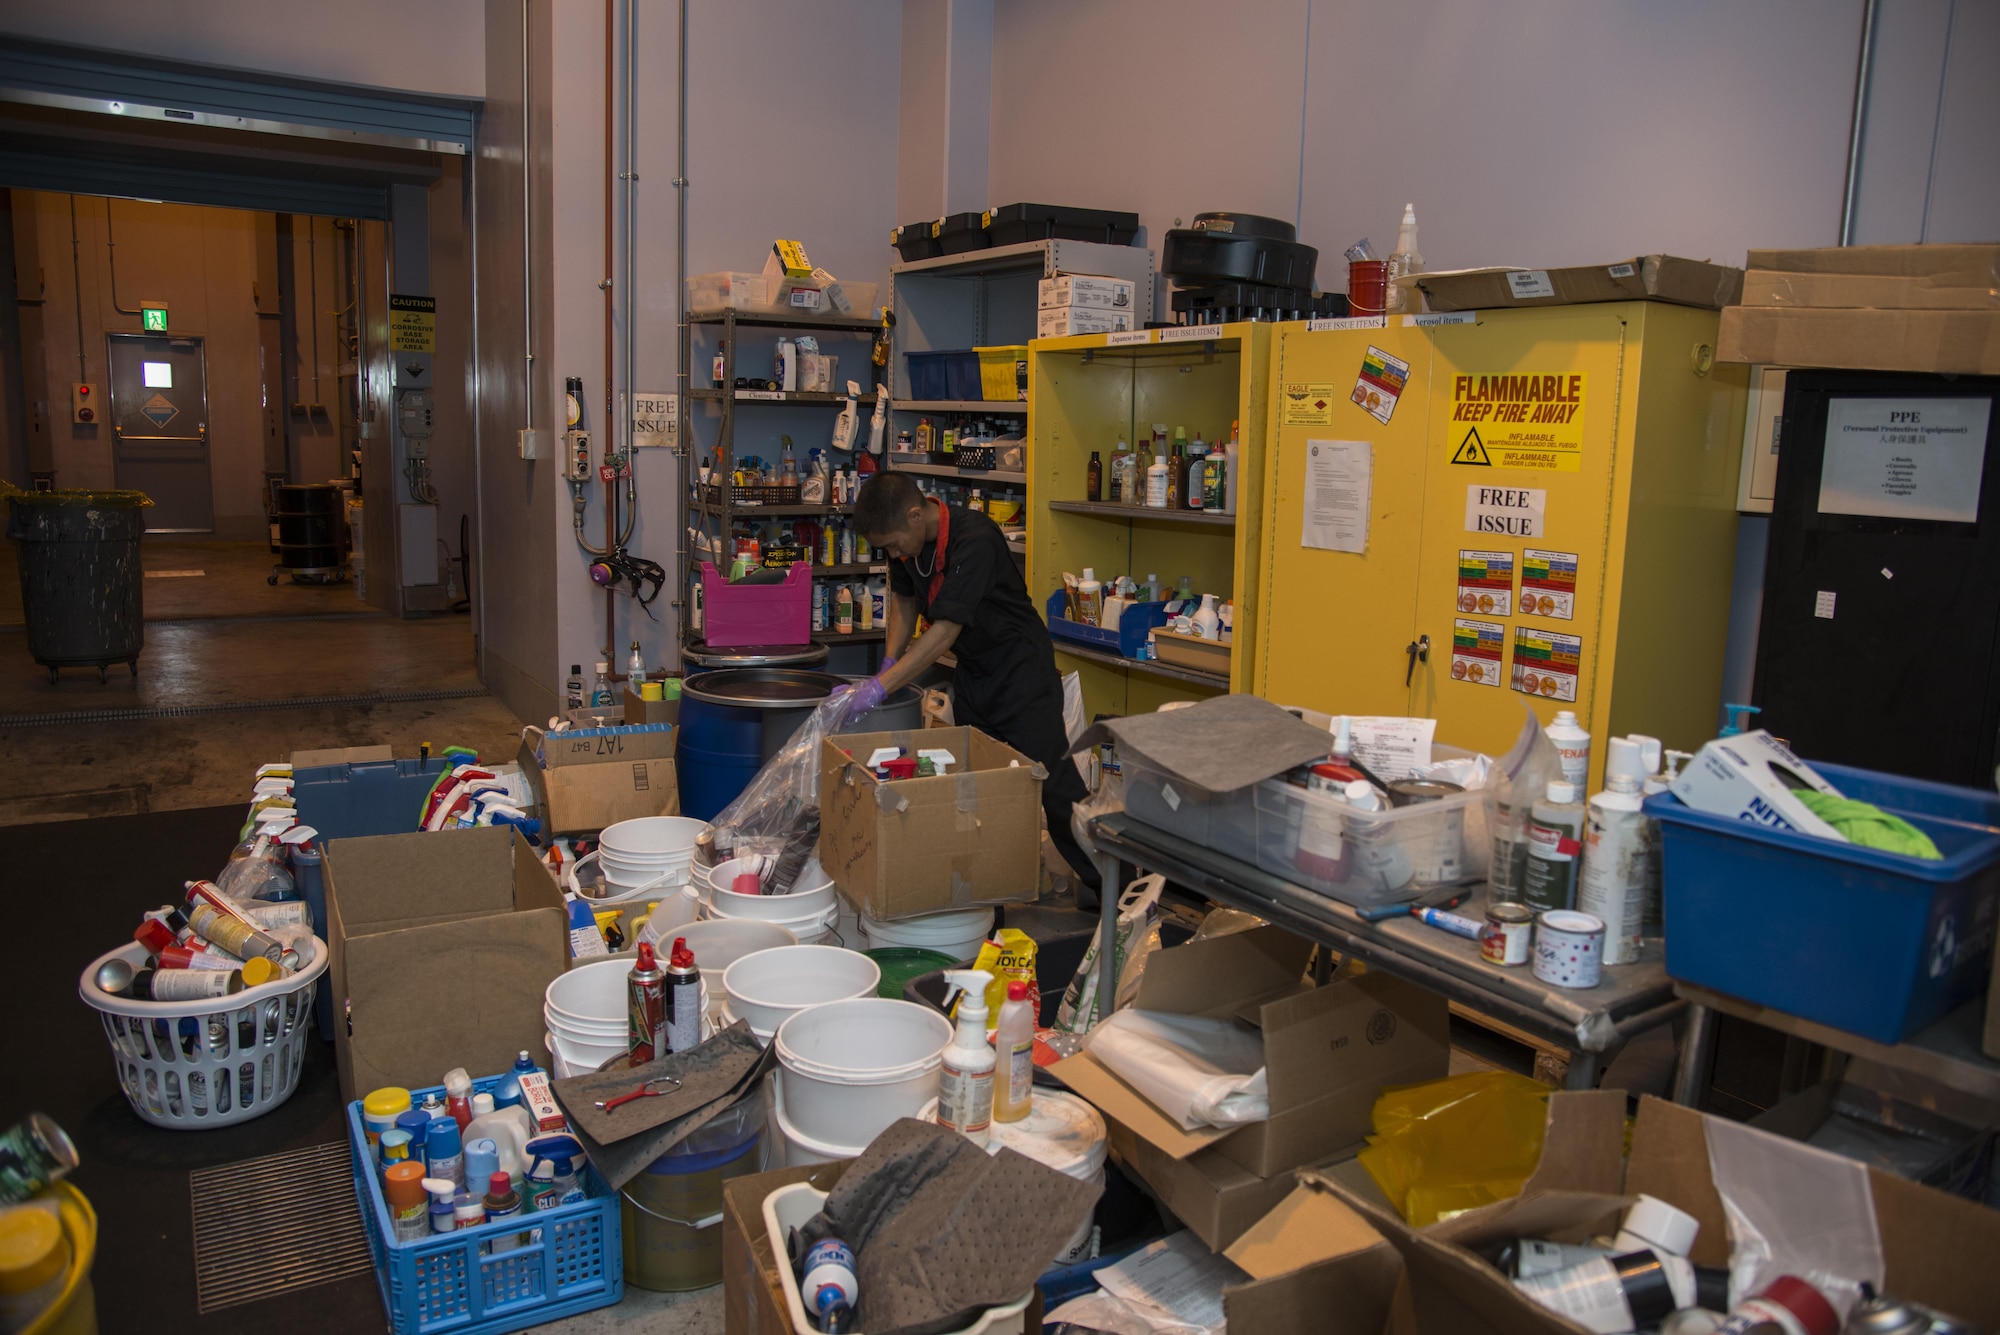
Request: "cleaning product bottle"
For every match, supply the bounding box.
[1546,710,1592,792]
[1087,451,1102,503]
[858,582,874,631]
[1077,568,1103,627]
[835,585,853,634]
[1115,444,1137,504]
[424,1178,458,1234]
[1192,593,1221,641]
[1386,203,1423,312]
[591,663,614,708]
[866,394,887,455]
[523,1135,586,1208]
[1579,739,1651,965]
[1490,777,1528,899]
[1166,430,1184,509]
[443,1068,474,1132]
[464,1102,533,1187]
[1222,420,1239,514]
[425,1116,465,1191]
[1142,572,1162,605]
[1718,703,1760,737]
[1185,437,1208,511]
[564,665,584,714]
[1521,780,1585,913]
[1626,736,1672,935]
[1145,449,1169,509]
[627,641,646,686]
[493,1051,538,1110]
[993,980,1035,1124]
[937,969,996,1146]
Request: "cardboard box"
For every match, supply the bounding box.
[518,724,679,835]
[1052,927,1450,1179]
[1739,268,2000,310]
[1717,304,2000,375]
[1038,274,1137,311]
[325,825,566,1103]
[1105,1116,1327,1252]
[1745,243,2000,282]
[623,683,681,727]
[1412,255,1743,313]
[1322,1090,2000,1334]
[722,1159,851,1335]
[818,725,1044,920]
[1223,1177,1417,1335]
[1667,730,1843,839]
[1749,1067,1995,1201]
[1036,305,1133,338]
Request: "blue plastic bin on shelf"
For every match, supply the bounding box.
[292,757,453,1038]
[905,351,951,400]
[348,1074,622,1335]
[1648,761,2000,1045]
[1044,590,1170,660]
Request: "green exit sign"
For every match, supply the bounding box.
[141,304,168,332]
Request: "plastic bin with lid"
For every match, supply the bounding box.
[1252,776,1480,907]
[685,272,770,313]
[974,346,1028,401]
[1119,755,1257,865]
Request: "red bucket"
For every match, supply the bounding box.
[1347,260,1390,317]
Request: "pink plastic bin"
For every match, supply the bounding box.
[701,561,811,647]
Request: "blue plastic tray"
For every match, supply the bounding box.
[347,1074,622,1335]
[1649,761,2000,1044]
[1044,590,1169,660]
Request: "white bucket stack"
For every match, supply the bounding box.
[543,957,710,1076]
[702,856,840,945]
[859,905,996,964]
[721,945,880,1044]
[772,997,951,1165]
[596,816,707,896]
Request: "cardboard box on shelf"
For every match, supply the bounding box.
[817,725,1044,920]
[517,724,678,836]
[1412,255,1743,313]
[1052,927,1450,1180]
[1321,1090,2000,1335]
[1717,304,2000,375]
[1036,305,1133,339]
[1745,243,2000,282]
[325,825,566,1103]
[1038,274,1137,311]
[1739,268,2000,310]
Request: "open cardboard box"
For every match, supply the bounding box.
[1749,1060,1995,1202]
[723,1160,851,1335]
[1052,927,1449,1247]
[517,723,678,836]
[325,825,566,1102]
[818,725,1044,920]
[1222,1176,1418,1335]
[1319,1089,2000,1334]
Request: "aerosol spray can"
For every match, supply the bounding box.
[665,938,701,1054]
[627,941,666,1065]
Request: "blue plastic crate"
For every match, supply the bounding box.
[905,351,951,401]
[348,1074,623,1335]
[1649,761,2000,1045]
[1044,590,1170,660]
[291,757,454,1039]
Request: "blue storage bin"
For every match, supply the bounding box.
[293,757,454,1039]
[905,351,951,400]
[1649,761,2000,1045]
[348,1074,622,1335]
[1044,590,1169,660]
[941,351,982,402]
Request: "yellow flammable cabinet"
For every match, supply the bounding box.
[1255,303,1747,791]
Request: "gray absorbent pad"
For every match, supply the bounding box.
[1069,693,1337,794]
[794,1119,1100,1335]
[551,1023,774,1191]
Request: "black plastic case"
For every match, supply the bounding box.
[893,221,943,262]
[1162,230,1318,290]
[985,202,1140,248]
[933,212,990,255]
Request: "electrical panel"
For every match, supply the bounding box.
[564,430,593,482]
[398,390,434,457]
[71,383,99,424]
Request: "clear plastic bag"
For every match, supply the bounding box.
[216,835,298,904]
[1056,873,1166,1035]
[1484,703,1568,900]
[695,693,851,894]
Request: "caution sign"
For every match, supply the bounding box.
[389,294,436,353]
[140,393,179,429]
[1512,626,1581,702]
[1449,372,1586,471]
[1281,381,1337,426]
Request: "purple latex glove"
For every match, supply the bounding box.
[879,655,897,675]
[829,674,887,725]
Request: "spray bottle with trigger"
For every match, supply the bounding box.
[938,970,996,1147]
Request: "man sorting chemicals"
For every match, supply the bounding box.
[838,472,1102,905]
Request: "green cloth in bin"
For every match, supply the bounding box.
[1796,791,1942,860]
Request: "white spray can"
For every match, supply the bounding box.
[1545,710,1592,792]
[1578,738,1651,965]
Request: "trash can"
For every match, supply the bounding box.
[4,489,150,684]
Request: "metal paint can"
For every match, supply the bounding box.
[0,1113,78,1206]
[1533,910,1605,989]
[1480,902,1536,967]
[1388,779,1467,886]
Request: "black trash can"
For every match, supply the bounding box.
[5,490,150,684]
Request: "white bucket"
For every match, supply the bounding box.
[545,961,708,1036]
[706,857,838,922]
[859,906,995,965]
[771,1076,865,1167]
[723,945,880,1036]
[706,894,839,947]
[987,1091,1106,1264]
[546,1028,625,1074]
[642,916,798,978]
[774,998,950,1147]
[599,815,708,856]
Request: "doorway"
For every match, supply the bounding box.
[106,332,213,533]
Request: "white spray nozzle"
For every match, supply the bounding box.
[1332,713,1353,760]
[423,1179,456,1202]
[1664,749,1695,782]
[943,969,994,1015]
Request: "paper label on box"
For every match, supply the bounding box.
[1511,626,1580,702]
[1281,382,1338,425]
[1607,263,1637,278]
[1307,316,1387,332]
[1351,345,1410,424]
[1507,270,1556,298]
[1451,618,1505,687]
[1520,548,1577,620]
[1817,396,1990,523]
[1405,311,1477,326]
[1457,549,1515,616]
[1464,484,1547,537]
[1450,373,1586,471]
[1815,590,1837,619]
[1105,329,1153,346]
[1161,783,1181,812]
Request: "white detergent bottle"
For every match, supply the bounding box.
[1578,738,1650,966]
[1076,568,1103,627]
[1545,710,1592,792]
[1191,593,1221,641]
[464,1102,535,1187]
[938,969,996,1147]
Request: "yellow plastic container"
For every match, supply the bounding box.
[974,346,1028,401]
[19,1184,97,1335]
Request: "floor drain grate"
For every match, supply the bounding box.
[190,1141,375,1313]
[0,685,489,729]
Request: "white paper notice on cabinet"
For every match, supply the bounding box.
[1818,396,1990,523]
[1302,440,1372,554]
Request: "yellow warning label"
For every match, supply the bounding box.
[389,294,436,353]
[1281,381,1338,426]
[1449,372,1586,471]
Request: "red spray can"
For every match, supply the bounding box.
[628,941,665,1064]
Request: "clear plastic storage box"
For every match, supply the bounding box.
[1252,779,1481,907]
[1121,757,1257,864]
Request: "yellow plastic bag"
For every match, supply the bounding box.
[1357,1070,1551,1227]
[955,928,1037,1031]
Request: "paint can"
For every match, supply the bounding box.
[1480,903,1536,966]
[1533,910,1605,989]
[1306,762,1365,796]
[1388,778,1467,886]
[0,1113,77,1206]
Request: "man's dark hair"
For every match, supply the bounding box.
[851,471,925,538]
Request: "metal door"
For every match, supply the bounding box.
[107,333,214,533]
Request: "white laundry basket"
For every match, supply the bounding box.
[79,936,328,1129]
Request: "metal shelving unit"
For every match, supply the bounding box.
[901,399,1027,415]
[1045,500,1236,528]
[1052,640,1229,691]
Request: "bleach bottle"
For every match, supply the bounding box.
[937,970,996,1147]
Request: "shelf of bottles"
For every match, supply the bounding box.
[889,410,1028,557]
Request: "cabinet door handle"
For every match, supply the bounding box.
[1405,634,1431,687]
